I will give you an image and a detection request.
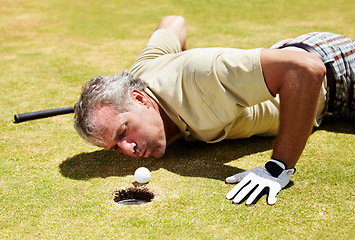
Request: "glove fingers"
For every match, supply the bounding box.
[226,175,251,200]
[231,180,257,204]
[267,185,281,205]
[225,171,249,184]
[245,185,266,206]
[226,166,292,206]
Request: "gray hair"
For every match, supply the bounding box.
[74,70,148,147]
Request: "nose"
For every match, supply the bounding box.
[116,139,137,156]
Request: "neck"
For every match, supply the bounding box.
[159,107,179,141]
[144,91,179,140]
[144,91,179,141]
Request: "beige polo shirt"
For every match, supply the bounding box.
[129,29,281,142]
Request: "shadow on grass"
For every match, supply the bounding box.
[59,117,353,181]
[59,136,275,181]
[316,116,355,134]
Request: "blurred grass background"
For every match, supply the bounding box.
[0,0,354,239]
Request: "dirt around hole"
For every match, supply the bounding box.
[113,187,155,205]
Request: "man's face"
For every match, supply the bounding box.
[93,91,167,158]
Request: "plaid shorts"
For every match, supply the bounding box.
[271,32,355,118]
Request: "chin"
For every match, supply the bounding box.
[153,146,166,158]
[152,151,164,159]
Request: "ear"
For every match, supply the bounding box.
[130,89,150,107]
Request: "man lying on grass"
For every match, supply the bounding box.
[74,16,355,206]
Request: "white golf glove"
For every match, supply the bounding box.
[226,159,295,205]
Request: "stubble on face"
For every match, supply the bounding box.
[93,104,167,159]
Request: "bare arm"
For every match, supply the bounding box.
[226,48,326,205]
[260,49,326,168]
[155,15,187,51]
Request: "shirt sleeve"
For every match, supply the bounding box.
[145,29,182,54]
[129,29,182,74]
[213,48,273,107]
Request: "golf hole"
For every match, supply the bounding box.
[113,187,155,206]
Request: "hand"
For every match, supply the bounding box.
[226,160,295,205]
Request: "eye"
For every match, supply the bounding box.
[111,123,128,152]
[118,124,128,139]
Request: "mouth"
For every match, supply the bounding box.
[141,149,148,158]
[136,148,147,158]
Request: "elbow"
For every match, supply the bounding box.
[160,15,185,27]
[159,15,186,50]
[302,54,326,87]
[165,15,185,22]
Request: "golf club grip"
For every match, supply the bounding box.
[14,106,74,123]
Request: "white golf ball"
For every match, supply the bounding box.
[134,167,151,183]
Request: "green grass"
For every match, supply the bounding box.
[1,0,354,239]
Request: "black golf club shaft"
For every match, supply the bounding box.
[14,106,74,123]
